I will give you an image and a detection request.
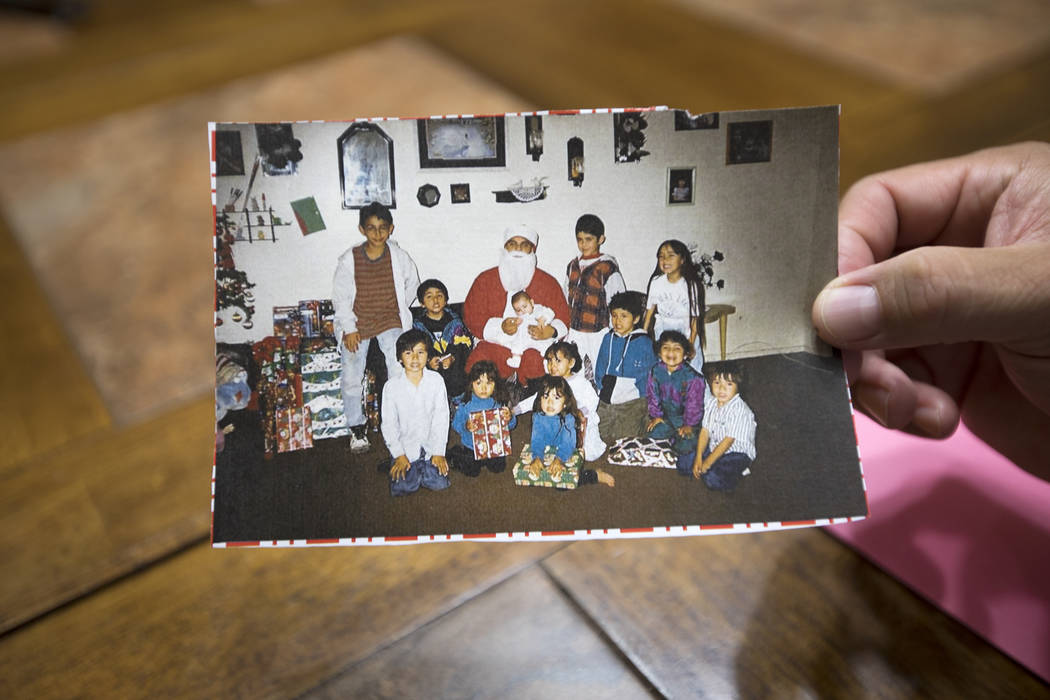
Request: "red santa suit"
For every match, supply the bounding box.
[464,267,570,383]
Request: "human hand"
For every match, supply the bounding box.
[677,425,694,439]
[432,455,449,476]
[499,407,512,423]
[466,417,479,431]
[811,142,1050,479]
[389,455,411,481]
[528,323,556,340]
[502,317,521,335]
[343,331,361,353]
[427,356,440,370]
[647,417,664,432]
[441,356,454,369]
[528,457,543,479]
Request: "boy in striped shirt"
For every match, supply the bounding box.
[693,361,757,491]
[332,202,421,454]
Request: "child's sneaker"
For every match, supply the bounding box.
[348,426,370,453]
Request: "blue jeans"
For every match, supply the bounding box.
[701,449,752,491]
[340,326,403,429]
[647,420,698,456]
[390,451,451,497]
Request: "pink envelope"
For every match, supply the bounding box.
[830,414,1050,681]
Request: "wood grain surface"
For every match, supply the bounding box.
[305,566,657,699]
[0,397,211,634]
[0,215,110,474]
[544,532,1049,698]
[0,541,563,698]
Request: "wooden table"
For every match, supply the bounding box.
[703,303,736,361]
[1,1,1048,696]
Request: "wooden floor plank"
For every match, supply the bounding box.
[304,566,656,699]
[0,396,211,634]
[0,0,488,141]
[543,532,1046,697]
[421,0,905,112]
[0,541,561,699]
[0,214,109,473]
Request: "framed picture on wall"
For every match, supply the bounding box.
[338,122,396,209]
[727,120,773,165]
[418,116,506,168]
[450,183,471,203]
[215,129,245,176]
[667,166,695,205]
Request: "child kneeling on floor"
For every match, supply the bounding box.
[449,361,518,476]
[381,329,450,496]
[519,375,614,488]
[693,361,756,491]
[646,330,706,475]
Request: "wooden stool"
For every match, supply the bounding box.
[702,304,736,361]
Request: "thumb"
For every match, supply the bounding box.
[812,242,1050,353]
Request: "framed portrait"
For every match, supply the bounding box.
[215,129,245,176]
[418,116,506,168]
[667,166,695,205]
[450,183,471,203]
[337,122,396,209]
[674,110,719,131]
[727,120,773,165]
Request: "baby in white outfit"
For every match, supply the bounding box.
[505,290,556,368]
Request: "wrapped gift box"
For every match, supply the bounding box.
[273,305,302,337]
[300,341,348,440]
[276,406,313,453]
[470,408,512,460]
[319,300,335,338]
[512,445,581,489]
[606,437,677,468]
[298,300,321,338]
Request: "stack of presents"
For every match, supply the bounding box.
[251,300,379,457]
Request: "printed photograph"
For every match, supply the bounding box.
[211,106,864,547]
[668,166,695,205]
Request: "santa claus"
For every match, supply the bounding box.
[464,225,570,384]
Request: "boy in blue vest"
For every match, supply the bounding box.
[594,291,657,444]
[564,214,626,371]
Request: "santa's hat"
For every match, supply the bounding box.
[502,224,538,247]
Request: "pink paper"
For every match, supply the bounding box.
[830,414,1050,681]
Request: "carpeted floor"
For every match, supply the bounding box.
[214,351,866,541]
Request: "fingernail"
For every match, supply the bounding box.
[856,385,890,428]
[817,285,881,344]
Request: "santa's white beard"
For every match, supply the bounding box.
[498,250,536,293]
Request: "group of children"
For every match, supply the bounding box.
[332,202,756,497]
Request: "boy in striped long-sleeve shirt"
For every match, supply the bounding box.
[693,362,757,491]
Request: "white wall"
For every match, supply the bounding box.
[213,106,838,359]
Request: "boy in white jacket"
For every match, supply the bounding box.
[332,202,420,453]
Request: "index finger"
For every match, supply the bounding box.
[837,143,1030,276]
